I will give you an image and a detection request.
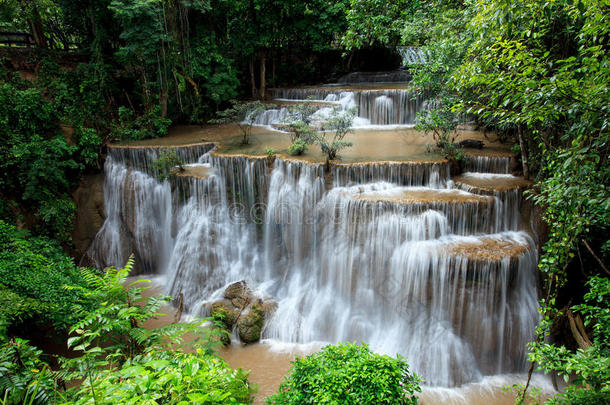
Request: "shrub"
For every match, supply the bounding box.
[151,149,185,182]
[0,221,88,337]
[267,343,421,405]
[62,347,255,405]
[415,105,464,163]
[0,338,57,405]
[288,139,308,156]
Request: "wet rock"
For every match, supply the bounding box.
[209,281,277,345]
[210,299,240,329]
[237,304,265,344]
[72,173,105,259]
[457,139,484,149]
[224,280,252,308]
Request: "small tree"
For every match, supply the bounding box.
[316,107,355,162]
[210,100,269,145]
[267,343,421,405]
[416,102,464,163]
[283,101,318,142]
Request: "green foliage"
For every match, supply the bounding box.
[316,108,355,161]
[288,139,308,156]
[529,276,610,404]
[0,221,88,337]
[62,347,254,405]
[151,149,185,182]
[0,338,57,405]
[57,256,250,403]
[283,102,318,143]
[265,147,277,159]
[112,106,172,141]
[267,343,421,405]
[210,101,268,145]
[0,81,83,242]
[416,104,464,163]
[343,0,420,49]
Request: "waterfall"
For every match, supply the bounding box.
[87,143,539,389]
[268,88,426,126]
[398,46,429,65]
[373,95,393,125]
[464,155,511,174]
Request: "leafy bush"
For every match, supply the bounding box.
[283,102,318,143]
[0,338,57,405]
[267,343,421,405]
[112,106,172,141]
[529,276,610,404]
[0,82,82,242]
[62,347,254,405]
[151,149,185,182]
[0,221,88,337]
[59,256,253,404]
[416,104,464,163]
[288,139,308,156]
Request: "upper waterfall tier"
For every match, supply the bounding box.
[269,85,426,126]
[86,145,537,389]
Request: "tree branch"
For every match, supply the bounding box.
[583,239,610,276]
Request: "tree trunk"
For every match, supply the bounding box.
[518,124,530,179]
[28,8,47,48]
[259,51,266,100]
[249,58,258,99]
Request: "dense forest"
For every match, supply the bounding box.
[0,0,608,404]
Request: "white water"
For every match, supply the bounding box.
[260,87,426,127]
[87,142,540,388]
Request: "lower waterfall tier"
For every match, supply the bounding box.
[85,148,539,388]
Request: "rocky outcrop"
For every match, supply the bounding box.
[72,173,105,259]
[209,281,277,345]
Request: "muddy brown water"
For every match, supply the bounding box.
[116,124,512,164]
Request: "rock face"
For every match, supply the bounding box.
[209,281,276,345]
[72,173,105,259]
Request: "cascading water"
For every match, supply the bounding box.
[87,140,539,388]
[266,87,426,126]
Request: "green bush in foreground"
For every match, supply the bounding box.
[267,343,421,405]
[62,347,254,405]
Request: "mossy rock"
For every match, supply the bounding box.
[237,304,265,344]
[211,299,239,329]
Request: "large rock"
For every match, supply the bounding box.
[237,304,265,344]
[209,281,277,345]
[210,299,240,329]
[223,280,252,308]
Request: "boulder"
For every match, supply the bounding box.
[237,304,265,344]
[210,299,240,329]
[209,281,278,345]
[456,139,484,149]
[224,280,252,308]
